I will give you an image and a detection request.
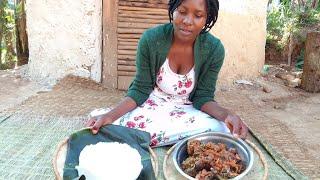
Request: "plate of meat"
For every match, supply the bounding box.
[172,132,253,180]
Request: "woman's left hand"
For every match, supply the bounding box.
[224,114,248,139]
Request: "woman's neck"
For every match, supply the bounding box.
[172,34,196,47]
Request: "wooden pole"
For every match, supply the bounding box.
[301,31,320,92]
[0,13,3,64]
[102,0,119,88]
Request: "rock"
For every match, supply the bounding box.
[279,64,292,71]
[275,72,301,87]
[275,72,285,79]
[256,79,272,93]
[274,104,281,109]
[275,72,295,81]
[273,104,285,109]
[15,75,22,79]
[285,78,301,88]
[279,64,287,68]
[262,85,272,93]
[292,71,303,79]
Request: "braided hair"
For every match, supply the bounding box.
[168,0,219,34]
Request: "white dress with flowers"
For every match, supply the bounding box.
[112,58,229,147]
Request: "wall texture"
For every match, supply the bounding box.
[213,0,268,84]
[26,0,102,84]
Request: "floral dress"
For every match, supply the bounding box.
[96,59,229,147]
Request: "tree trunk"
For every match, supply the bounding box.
[5,31,16,68]
[0,3,4,64]
[287,34,294,66]
[0,25,3,64]
[15,0,28,66]
[311,0,319,9]
[301,32,320,92]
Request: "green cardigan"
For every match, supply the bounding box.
[126,23,225,110]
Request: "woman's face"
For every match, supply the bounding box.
[172,0,207,42]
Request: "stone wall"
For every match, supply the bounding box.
[213,0,268,84]
[26,0,102,84]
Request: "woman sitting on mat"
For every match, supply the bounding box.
[86,0,248,147]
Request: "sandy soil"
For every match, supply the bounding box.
[215,66,320,177]
[224,80,320,162]
[0,66,50,112]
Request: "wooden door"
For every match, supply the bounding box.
[102,0,169,90]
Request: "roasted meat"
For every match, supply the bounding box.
[181,140,245,179]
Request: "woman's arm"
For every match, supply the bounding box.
[201,101,248,139]
[86,97,137,134]
[201,101,229,121]
[87,30,154,134]
[126,30,153,105]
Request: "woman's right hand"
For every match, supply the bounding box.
[85,97,138,134]
[85,115,113,134]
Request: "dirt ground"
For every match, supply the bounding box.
[0,66,51,112]
[214,66,320,177]
[0,65,319,178]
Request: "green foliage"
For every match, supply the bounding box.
[267,0,320,50]
[15,1,24,18]
[0,0,17,69]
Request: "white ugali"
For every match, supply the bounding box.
[76,142,143,180]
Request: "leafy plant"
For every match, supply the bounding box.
[267,0,320,51]
[1,0,17,69]
[1,0,28,70]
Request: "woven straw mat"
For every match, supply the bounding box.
[0,75,296,179]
